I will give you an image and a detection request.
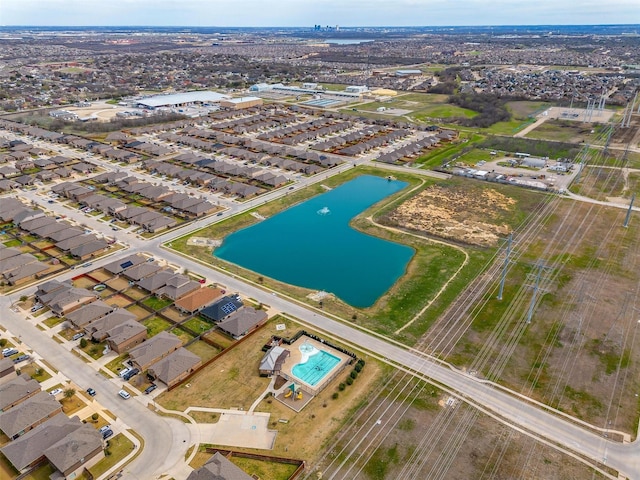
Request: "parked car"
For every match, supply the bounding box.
[118,368,132,378]
[102,429,114,440]
[144,384,157,394]
[13,354,30,364]
[72,332,85,341]
[123,368,139,381]
[99,425,111,433]
[86,388,96,396]
[118,390,131,400]
[30,304,44,313]
[49,388,63,396]
[2,349,18,357]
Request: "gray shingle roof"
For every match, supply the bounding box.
[0,391,62,438]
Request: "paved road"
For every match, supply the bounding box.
[1,305,191,480]
[3,131,639,479]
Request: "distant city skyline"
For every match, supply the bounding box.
[1,0,639,27]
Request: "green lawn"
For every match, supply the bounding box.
[2,239,21,247]
[142,296,173,311]
[455,148,495,165]
[142,317,173,337]
[182,316,212,334]
[43,316,65,328]
[88,433,135,478]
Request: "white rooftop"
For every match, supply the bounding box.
[137,91,229,108]
[225,96,262,103]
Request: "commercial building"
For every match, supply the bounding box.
[220,96,263,110]
[136,91,229,110]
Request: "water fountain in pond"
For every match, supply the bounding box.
[317,206,330,216]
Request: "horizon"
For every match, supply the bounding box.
[2,0,639,28]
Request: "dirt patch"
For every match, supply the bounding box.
[386,184,515,246]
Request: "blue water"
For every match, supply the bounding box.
[292,350,341,386]
[215,175,414,307]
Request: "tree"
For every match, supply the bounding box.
[79,338,88,348]
[19,295,28,302]
[91,413,99,422]
[63,388,76,399]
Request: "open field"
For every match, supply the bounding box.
[312,373,609,479]
[428,194,640,436]
[355,92,477,121]
[525,119,600,143]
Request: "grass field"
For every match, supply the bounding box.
[525,119,597,143]
[354,92,477,121]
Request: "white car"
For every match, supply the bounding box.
[118,390,131,400]
[49,388,63,396]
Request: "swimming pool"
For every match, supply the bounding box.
[292,344,341,387]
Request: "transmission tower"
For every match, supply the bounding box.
[623,193,636,228]
[524,262,553,324]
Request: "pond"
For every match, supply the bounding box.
[215,175,414,308]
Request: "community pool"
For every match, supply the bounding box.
[291,343,341,387]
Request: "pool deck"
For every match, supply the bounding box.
[279,336,350,397]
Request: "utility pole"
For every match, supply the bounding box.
[497,233,513,301]
[623,193,635,228]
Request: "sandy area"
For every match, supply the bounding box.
[387,185,515,246]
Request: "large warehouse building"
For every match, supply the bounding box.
[220,96,263,110]
[136,91,229,110]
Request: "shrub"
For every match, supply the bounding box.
[338,383,346,391]
[19,295,28,302]
[64,388,76,399]
[332,392,339,399]
[346,377,354,386]
[350,370,358,379]
[354,363,362,373]
[357,359,365,367]
[91,413,99,422]
[79,338,88,348]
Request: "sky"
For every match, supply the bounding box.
[0,0,639,27]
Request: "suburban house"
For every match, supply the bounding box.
[0,358,16,386]
[69,239,109,260]
[105,320,148,354]
[174,287,225,314]
[0,375,40,410]
[0,391,63,439]
[136,269,176,294]
[157,274,201,301]
[0,247,50,286]
[217,307,268,339]
[122,262,163,282]
[259,346,290,377]
[103,254,147,275]
[148,348,202,388]
[84,310,138,342]
[200,296,244,323]
[0,415,104,477]
[128,331,183,371]
[186,452,253,480]
[65,300,114,329]
[36,280,98,317]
